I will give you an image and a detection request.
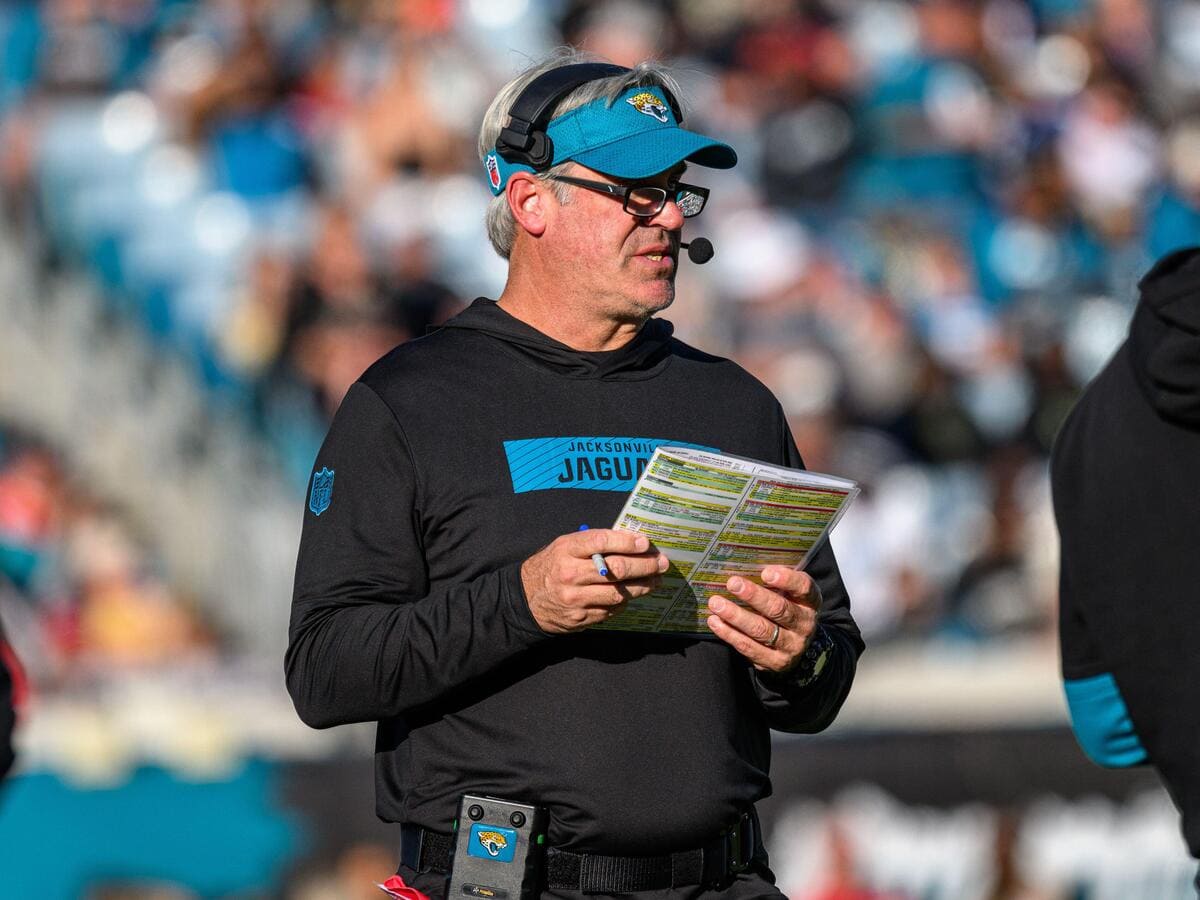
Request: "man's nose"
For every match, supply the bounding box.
[647,196,684,230]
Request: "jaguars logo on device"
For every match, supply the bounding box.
[626,91,671,123]
[469,824,517,863]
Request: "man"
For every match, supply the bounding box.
[287,54,863,899]
[0,617,18,781]
[1052,246,1200,882]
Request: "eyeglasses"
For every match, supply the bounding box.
[546,174,709,218]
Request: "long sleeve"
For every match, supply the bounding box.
[1052,393,1148,768]
[285,382,550,729]
[750,406,865,733]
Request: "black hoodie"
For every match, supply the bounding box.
[287,298,863,855]
[1053,247,1200,862]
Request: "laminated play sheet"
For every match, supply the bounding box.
[592,446,858,635]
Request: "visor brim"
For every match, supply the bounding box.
[567,127,737,179]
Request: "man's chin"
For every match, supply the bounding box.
[638,282,676,314]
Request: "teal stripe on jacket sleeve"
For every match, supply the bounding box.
[1064,673,1149,767]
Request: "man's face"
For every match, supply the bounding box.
[546,162,688,323]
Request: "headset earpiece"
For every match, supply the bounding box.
[524,132,553,170]
[497,127,554,170]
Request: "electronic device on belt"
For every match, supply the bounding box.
[447,794,548,900]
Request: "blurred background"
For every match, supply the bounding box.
[0,0,1196,896]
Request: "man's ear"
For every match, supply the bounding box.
[507,173,549,238]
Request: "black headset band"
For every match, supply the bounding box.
[495,62,683,172]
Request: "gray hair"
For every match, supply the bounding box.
[478,49,685,259]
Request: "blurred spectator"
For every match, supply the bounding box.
[0,427,215,688]
[944,447,1050,641]
[184,16,308,197]
[288,840,401,900]
[0,443,62,593]
[985,811,1063,900]
[795,819,910,900]
[1056,77,1158,242]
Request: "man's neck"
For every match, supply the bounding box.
[496,280,646,353]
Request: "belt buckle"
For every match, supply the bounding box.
[726,811,752,874]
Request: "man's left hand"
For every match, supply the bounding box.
[705,566,822,673]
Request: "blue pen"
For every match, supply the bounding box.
[577,524,609,577]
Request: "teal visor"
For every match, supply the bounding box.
[483,85,737,196]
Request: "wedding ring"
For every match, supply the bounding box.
[764,623,781,649]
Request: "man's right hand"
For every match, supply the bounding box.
[521,529,669,633]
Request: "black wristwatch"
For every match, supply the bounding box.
[793,625,835,688]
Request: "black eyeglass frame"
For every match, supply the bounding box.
[546,174,710,218]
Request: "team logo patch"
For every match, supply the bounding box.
[309,467,334,516]
[477,831,508,856]
[485,154,501,190]
[626,91,671,123]
[502,436,717,493]
[468,824,517,862]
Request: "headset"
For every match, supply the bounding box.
[494,63,684,171]
[494,62,714,264]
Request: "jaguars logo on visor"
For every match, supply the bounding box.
[626,91,671,123]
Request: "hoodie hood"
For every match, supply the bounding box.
[1128,246,1200,427]
[438,297,675,380]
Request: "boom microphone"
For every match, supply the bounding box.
[680,238,714,264]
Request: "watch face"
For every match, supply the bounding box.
[810,643,830,679]
[796,627,833,687]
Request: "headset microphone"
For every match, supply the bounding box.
[680,238,714,265]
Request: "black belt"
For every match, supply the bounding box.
[400,810,761,892]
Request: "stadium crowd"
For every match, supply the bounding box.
[6,0,1183,656]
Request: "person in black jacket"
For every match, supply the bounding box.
[0,617,19,781]
[286,54,864,899]
[1052,246,1200,883]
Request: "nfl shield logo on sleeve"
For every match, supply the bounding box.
[309,467,335,515]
